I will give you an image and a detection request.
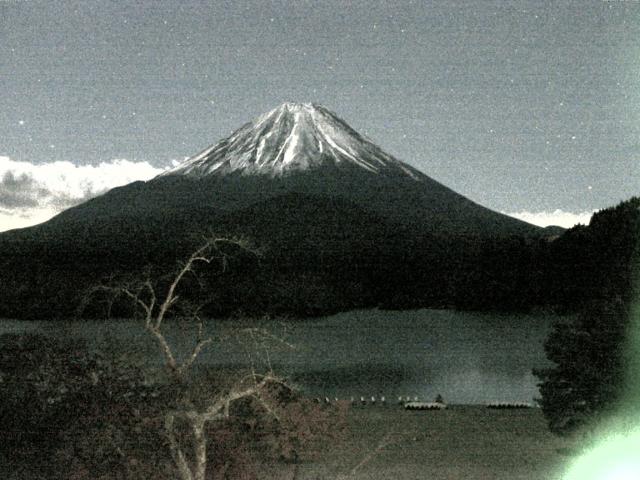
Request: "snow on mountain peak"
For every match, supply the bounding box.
[161,102,420,179]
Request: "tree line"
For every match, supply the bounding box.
[0,198,637,321]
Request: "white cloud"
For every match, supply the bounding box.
[0,156,171,232]
[0,206,61,232]
[506,209,595,228]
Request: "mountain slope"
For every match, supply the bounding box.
[158,102,539,236]
[29,102,538,238]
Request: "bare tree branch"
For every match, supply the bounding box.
[146,324,179,374]
[155,241,215,331]
[177,337,213,377]
[81,236,280,480]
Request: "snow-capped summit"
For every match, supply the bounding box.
[162,102,420,179]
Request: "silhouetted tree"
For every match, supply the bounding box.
[534,197,640,434]
[534,299,629,434]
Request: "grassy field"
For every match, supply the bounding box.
[275,404,577,480]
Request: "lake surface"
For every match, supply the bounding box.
[0,309,559,404]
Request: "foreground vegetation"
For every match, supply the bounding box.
[0,362,577,480]
[0,331,348,480]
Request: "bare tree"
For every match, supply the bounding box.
[84,237,290,480]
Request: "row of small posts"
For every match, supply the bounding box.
[314,396,448,408]
[313,397,532,410]
[485,402,533,409]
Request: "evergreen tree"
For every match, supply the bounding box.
[534,197,639,434]
[534,299,628,434]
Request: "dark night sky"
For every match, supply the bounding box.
[1,0,639,230]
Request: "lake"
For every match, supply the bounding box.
[0,308,559,404]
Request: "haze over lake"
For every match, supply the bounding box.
[1,309,556,405]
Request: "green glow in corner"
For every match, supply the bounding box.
[562,428,640,480]
[562,218,640,480]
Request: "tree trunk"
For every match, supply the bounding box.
[165,413,195,480]
[193,418,208,480]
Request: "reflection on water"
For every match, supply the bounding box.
[0,309,557,404]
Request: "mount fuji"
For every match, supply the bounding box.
[161,102,423,179]
[0,102,547,319]
[37,102,538,237]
